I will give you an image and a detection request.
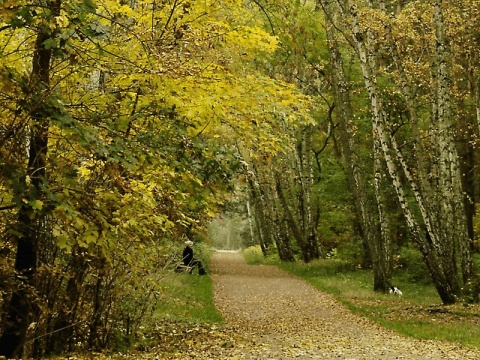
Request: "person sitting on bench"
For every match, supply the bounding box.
[183,240,207,275]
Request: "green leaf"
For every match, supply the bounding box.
[83,0,97,13]
[53,228,71,250]
[43,38,57,50]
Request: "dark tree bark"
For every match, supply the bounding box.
[247,175,273,256]
[0,12,56,354]
[275,173,319,263]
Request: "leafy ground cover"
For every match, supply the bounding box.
[154,271,222,324]
[275,258,480,350]
[48,249,480,359]
[210,251,480,359]
[48,248,230,360]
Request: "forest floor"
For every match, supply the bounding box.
[153,251,480,360]
[79,251,480,360]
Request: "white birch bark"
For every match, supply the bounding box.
[335,0,459,302]
[384,15,433,210]
[432,0,473,283]
[322,0,391,290]
[373,137,392,286]
[343,2,422,243]
[328,0,475,302]
[289,128,320,261]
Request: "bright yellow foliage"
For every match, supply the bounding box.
[0,0,311,259]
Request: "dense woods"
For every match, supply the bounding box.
[1,0,480,357]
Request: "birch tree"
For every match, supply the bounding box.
[321,0,393,291]
[274,129,321,262]
[331,0,478,303]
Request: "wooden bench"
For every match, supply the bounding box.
[174,263,193,273]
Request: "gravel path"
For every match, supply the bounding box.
[210,251,480,360]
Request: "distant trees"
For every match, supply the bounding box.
[2,0,480,356]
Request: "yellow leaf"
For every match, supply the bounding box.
[30,199,43,210]
[54,15,69,27]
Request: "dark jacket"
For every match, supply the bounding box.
[183,246,193,266]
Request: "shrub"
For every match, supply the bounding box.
[243,245,264,264]
[397,246,432,284]
[335,237,365,267]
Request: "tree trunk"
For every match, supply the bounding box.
[338,0,449,301]
[372,142,393,292]
[243,153,277,256]
[298,128,321,260]
[338,0,475,303]
[323,0,391,291]
[246,200,256,248]
[275,173,316,263]
[431,0,474,294]
[274,218,296,262]
[247,178,268,256]
[0,4,57,354]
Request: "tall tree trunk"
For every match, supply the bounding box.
[431,0,475,291]
[457,118,475,252]
[322,0,391,291]
[0,1,57,353]
[275,172,317,263]
[372,139,393,291]
[298,128,321,260]
[337,0,478,303]
[339,0,463,303]
[247,177,269,256]
[245,200,257,247]
[242,151,276,256]
[273,217,296,262]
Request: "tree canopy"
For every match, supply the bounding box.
[1,0,480,357]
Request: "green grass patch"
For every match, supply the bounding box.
[122,248,224,353]
[154,272,222,323]
[270,257,480,350]
[388,320,480,348]
[154,248,222,324]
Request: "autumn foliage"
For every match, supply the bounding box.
[2,0,480,357]
[0,0,308,357]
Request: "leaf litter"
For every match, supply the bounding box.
[57,252,480,359]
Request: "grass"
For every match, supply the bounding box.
[273,257,480,350]
[154,271,222,324]
[154,245,222,324]
[153,246,480,350]
[138,250,224,354]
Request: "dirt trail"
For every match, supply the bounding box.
[210,251,480,360]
